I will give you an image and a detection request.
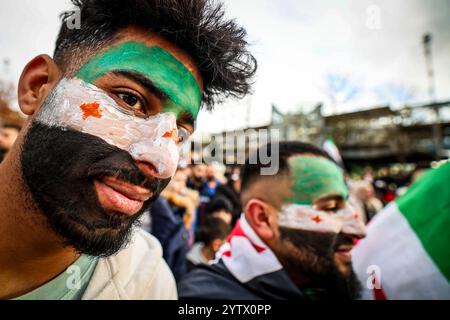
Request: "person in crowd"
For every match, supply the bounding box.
[200,164,221,201]
[0,0,256,299]
[206,196,234,225]
[186,163,207,192]
[195,163,223,228]
[348,180,383,223]
[396,162,430,197]
[161,167,200,231]
[186,217,230,271]
[0,123,21,162]
[178,141,367,300]
[214,166,243,225]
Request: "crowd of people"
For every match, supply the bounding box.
[0,0,448,301]
[132,147,445,300]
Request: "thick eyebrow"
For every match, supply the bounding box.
[111,70,168,101]
[110,69,196,129]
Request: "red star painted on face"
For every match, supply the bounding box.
[354,212,360,219]
[162,128,179,142]
[312,215,322,224]
[80,102,102,120]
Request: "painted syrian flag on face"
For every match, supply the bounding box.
[352,162,450,300]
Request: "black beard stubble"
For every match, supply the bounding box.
[278,227,362,300]
[20,122,170,257]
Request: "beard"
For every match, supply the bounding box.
[20,121,170,257]
[277,227,362,300]
[0,148,6,162]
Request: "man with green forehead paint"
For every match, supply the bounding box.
[179,141,367,300]
[0,0,256,300]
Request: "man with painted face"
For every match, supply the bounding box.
[0,0,256,300]
[179,141,367,300]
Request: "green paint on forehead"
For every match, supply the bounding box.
[75,41,202,118]
[284,156,348,205]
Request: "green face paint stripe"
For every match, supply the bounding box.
[75,41,202,118]
[284,156,348,205]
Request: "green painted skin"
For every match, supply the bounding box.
[284,156,348,205]
[76,41,202,118]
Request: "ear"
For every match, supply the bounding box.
[18,54,61,116]
[244,199,276,242]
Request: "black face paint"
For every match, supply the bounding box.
[21,122,170,257]
[278,227,362,300]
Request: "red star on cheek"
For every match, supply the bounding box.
[312,215,322,224]
[162,128,178,142]
[80,102,102,120]
[354,212,360,219]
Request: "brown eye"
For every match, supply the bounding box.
[118,93,140,108]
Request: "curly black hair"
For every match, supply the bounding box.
[54,0,257,109]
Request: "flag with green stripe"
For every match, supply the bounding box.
[353,162,450,299]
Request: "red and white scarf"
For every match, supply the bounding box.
[214,214,282,283]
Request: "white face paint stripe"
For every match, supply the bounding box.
[279,203,367,237]
[35,77,180,178]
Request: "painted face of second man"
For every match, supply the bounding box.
[274,155,366,299]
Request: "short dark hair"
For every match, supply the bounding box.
[54,0,257,108]
[206,196,233,215]
[196,216,230,245]
[240,141,334,193]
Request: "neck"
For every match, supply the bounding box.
[0,142,78,299]
[201,245,215,262]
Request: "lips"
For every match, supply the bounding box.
[94,176,152,216]
[335,244,354,261]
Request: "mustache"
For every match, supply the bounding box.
[88,152,146,186]
[280,227,355,254]
[333,234,355,250]
[86,147,170,196]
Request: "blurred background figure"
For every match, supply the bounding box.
[205,196,234,226]
[348,180,384,223]
[162,167,200,232]
[186,163,206,193]
[193,162,226,228]
[149,167,200,281]
[396,162,430,197]
[214,166,242,225]
[200,163,223,201]
[186,217,231,271]
[0,123,21,162]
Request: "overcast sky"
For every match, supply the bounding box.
[1,0,449,133]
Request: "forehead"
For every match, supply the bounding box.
[74,26,203,118]
[113,27,203,89]
[284,155,348,205]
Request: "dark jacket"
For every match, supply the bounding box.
[178,260,307,300]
